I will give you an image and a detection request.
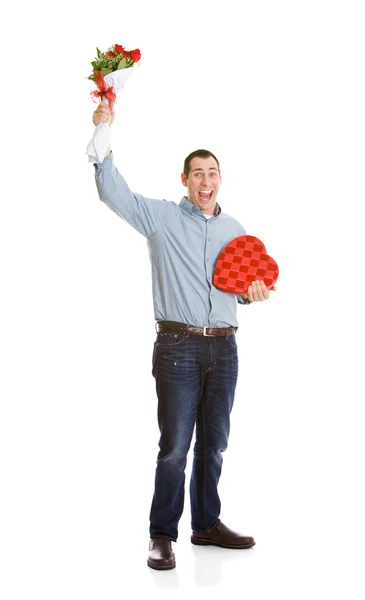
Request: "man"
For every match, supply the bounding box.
[92,101,276,570]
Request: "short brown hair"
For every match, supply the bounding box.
[183,149,220,178]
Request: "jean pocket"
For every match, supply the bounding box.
[156,331,188,347]
[227,334,238,349]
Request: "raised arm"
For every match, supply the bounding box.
[92,101,168,238]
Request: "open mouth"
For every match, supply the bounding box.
[198,190,213,202]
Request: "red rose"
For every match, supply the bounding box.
[115,44,125,55]
[107,51,114,58]
[130,49,141,63]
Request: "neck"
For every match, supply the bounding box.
[186,195,216,216]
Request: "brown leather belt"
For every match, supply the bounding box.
[155,320,237,337]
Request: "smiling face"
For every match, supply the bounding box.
[181,156,221,215]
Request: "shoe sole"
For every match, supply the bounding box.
[191,537,255,549]
[147,560,176,570]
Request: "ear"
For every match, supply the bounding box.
[181,172,188,188]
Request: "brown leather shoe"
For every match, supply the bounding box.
[147,538,176,570]
[191,520,255,549]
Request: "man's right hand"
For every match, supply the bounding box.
[92,100,115,127]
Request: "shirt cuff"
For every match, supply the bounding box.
[237,295,252,305]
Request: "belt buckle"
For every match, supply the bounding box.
[203,326,215,337]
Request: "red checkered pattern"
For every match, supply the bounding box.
[213,235,279,294]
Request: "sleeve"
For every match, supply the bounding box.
[94,152,168,238]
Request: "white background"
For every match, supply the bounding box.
[1,1,365,598]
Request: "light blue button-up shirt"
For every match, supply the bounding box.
[94,152,251,328]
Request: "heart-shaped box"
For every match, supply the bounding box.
[213,235,279,294]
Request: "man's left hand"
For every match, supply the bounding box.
[243,280,277,302]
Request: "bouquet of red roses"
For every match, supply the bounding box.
[86,43,141,163]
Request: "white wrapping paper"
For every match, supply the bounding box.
[86,65,138,164]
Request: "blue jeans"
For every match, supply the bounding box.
[149,326,239,541]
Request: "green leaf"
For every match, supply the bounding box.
[118,57,127,69]
[101,67,111,76]
[96,47,101,58]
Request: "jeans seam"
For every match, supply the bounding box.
[202,383,208,531]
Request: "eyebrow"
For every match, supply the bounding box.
[191,167,218,172]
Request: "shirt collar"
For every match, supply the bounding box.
[179,196,221,217]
